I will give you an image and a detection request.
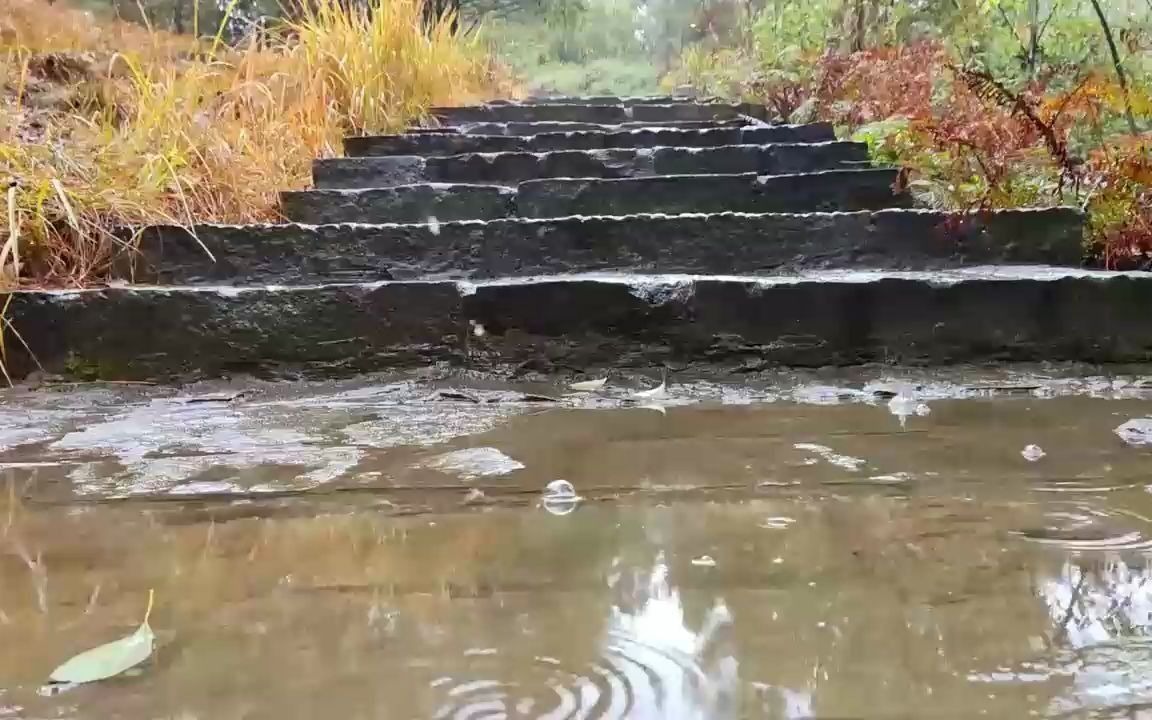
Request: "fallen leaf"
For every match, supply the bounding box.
[49,590,155,685]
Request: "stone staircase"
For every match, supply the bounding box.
[7,98,1152,381]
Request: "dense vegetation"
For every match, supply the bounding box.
[483,0,1151,265]
[1,0,1149,294]
[1,0,503,287]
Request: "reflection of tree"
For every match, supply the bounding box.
[1040,559,1152,649]
[1038,559,1152,716]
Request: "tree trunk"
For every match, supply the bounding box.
[1087,0,1140,135]
[1025,0,1040,75]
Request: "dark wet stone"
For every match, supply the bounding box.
[125,209,1084,285]
[345,124,836,157]
[514,95,714,105]
[431,103,764,125]
[314,143,868,190]
[515,169,909,218]
[4,283,466,380]
[284,169,906,223]
[279,184,516,224]
[8,269,1152,381]
[456,120,751,136]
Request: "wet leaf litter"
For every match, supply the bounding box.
[46,589,156,690]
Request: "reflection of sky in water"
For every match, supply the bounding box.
[604,553,811,720]
[1039,560,1152,716]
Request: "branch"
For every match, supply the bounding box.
[1087,0,1140,135]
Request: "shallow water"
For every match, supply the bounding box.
[2,369,1152,719]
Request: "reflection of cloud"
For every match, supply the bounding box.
[604,552,739,719]
[604,553,813,719]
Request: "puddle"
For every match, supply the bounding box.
[1,369,1152,718]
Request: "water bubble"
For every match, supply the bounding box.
[1022,444,1046,462]
[541,479,582,515]
[1116,418,1152,446]
[691,555,716,567]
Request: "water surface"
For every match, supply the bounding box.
[0,370,1151,719]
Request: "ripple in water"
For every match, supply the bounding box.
[1015,505,1152,551]
[429,554,738,720]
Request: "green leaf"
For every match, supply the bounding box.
[49,590,155,684]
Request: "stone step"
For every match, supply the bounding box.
[431,102,768,125]
[7,268,1151,380]
[281,169,909,224]
[124,209,1084,285]
[499,95,714,105]
[315,142,869,189]
[437,119,754,136]
[346,123,835,157]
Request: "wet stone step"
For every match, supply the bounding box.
[441,119,753,136]
[499,95,715,105]
[431,102,769,125]
[125,209,1086,285]
[7,268,1152,381]
[313,142,870,190]
[346,124,836,157]
[281,169,910,224]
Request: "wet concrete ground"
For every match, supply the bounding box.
[1,365,1151,718]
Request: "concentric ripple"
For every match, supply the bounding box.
[431,557,736,719]
[1015,505,1152,551]
[429,641,719,720]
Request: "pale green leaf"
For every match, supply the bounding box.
[49,590,155,685]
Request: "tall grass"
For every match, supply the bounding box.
[0,0,506,288]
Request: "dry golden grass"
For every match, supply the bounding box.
[0,0,507,288]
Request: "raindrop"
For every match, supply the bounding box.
[469,320,486,338]
[1022,444,1046,462]
[691,555,716,567]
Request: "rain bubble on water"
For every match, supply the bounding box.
[1021,444,1046,462]
[541,479,582,515]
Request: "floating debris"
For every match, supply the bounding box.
[461,488,489,506]
[569,377,608,392]
[691,555,717,567]
[794,443,866,472]
[759,517,796,530]
[426,448,524,479]
[632,380,666,400]
[1116,418,1152,447]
